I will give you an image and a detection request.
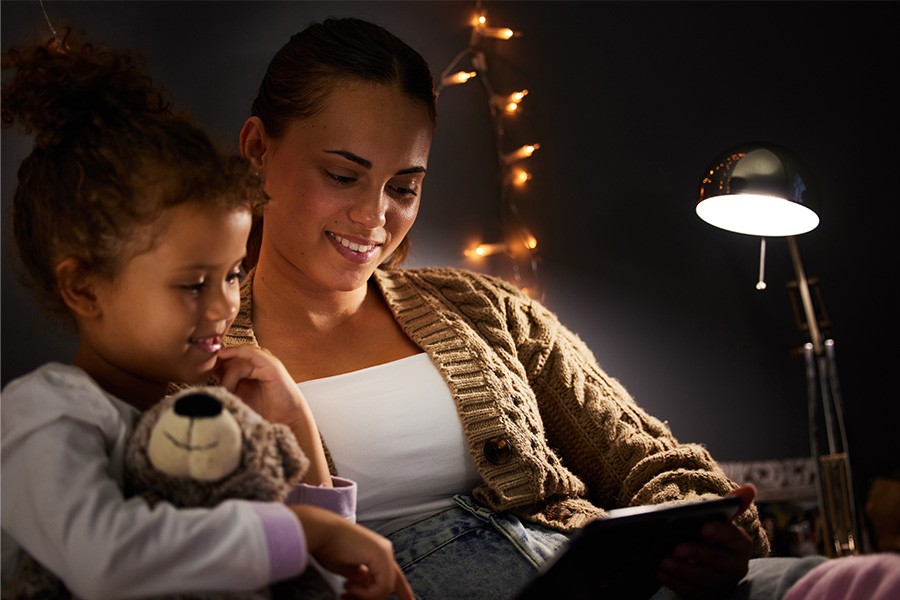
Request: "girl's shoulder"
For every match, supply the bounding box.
[1,363,138,434]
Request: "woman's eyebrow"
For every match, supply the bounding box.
[325,149,372,169]
[325,149,426,175]
[397,166,427,175]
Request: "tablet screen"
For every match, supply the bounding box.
[513,496,742,600]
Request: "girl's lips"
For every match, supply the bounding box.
[190,336,222,354]
[327,232,382,264]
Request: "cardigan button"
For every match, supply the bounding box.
[544,505,573,520]
[483,437,513,465]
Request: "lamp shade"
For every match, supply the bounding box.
[697,143,820,236]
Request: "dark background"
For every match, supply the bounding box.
[3,0,898,530]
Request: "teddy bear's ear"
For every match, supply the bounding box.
[274,426,310,485]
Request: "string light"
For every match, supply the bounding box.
[509,167,532,186]
[479,26,518,40]
[464,242,509,258]
[503,143,540,165]
[492,89,529,114]
[442,70,477,87]
[438,1,542,298]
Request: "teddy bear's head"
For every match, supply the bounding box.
[125,386,309,507]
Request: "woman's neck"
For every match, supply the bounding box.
[249,258,420,382]
[251,257,370,335]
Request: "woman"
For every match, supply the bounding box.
[231,16,826,600]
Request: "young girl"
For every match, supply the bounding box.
[0,31,412,600]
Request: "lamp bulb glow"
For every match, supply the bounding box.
[696,194,819,237]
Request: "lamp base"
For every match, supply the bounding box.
[818,452,858,557]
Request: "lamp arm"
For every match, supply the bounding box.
[787,236,823,354]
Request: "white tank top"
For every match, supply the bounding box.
[298,353,482,534]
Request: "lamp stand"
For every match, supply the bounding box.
[787,236,860,557]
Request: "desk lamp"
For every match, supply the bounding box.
[697,142,859,557]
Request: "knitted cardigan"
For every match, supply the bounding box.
[225,266,770,557]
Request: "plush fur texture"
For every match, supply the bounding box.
[7,386,335,599]
[126,386,309,507]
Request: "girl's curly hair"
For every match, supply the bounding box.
[2,30,267,322]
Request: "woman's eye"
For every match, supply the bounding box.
[389,184,419,199]
[226,270,244,284]
[326,170,356,184]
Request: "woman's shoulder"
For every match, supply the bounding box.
[375,266,528,298]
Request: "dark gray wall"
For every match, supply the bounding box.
[3,1,898,505]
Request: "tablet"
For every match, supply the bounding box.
[513,495,742,600]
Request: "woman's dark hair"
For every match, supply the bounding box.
[1,30,266,322]
[247,17,437,269]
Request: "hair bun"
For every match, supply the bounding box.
[1,29,170,147]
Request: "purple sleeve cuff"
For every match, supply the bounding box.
[250,502,307,581]
[286,476,357,522]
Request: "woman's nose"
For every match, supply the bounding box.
[349,188,387,228]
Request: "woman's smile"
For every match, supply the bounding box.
[327,231,383,264]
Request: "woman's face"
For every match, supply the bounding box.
[253,80,434,292]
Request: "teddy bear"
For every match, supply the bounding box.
[6,386,336,599]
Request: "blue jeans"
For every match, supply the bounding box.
[389,494,569,599]
[387,494,829,600]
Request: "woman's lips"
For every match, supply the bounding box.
[327,232,381,264]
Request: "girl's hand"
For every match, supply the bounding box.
[655,485,756,599]
[291,505,415,600]
[215,345,331,486]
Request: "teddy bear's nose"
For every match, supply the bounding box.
[173,393,224,419]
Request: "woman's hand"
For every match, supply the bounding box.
[291,505,415,600]
[214,344,332,485]
[655,485,756,599]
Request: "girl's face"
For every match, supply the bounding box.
[78,202,251,394]
[252,80,434,292]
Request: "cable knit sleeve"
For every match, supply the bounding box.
[380,267,769,557]
[498,277,770,556]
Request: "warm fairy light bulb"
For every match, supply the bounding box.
[503,143,541,165]
[472,14,518,40]
[481,26,517,40]
[494,89,529,114]
[509,90,529,103]
[442,71,477,87]
[464,242,508,258]
[510,167,531,186]
[522,232,538,250]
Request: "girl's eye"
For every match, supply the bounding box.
[181,282,205,294]
[226,269,244,284]
[326,170,356,184]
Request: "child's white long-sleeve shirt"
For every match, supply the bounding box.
[1,363,355,599]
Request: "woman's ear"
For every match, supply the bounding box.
[55,257,99,318]
[239,116,269,172]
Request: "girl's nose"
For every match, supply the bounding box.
[206,286,238,321]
